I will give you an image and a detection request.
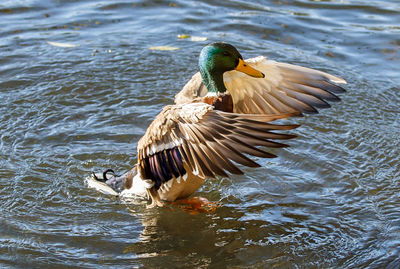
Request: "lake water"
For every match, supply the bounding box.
[1,0,399,268]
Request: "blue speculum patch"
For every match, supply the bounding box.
[143,147,186,189]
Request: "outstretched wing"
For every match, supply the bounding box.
[137,103,298,190]
[174,56,346,115]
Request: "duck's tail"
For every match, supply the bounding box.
[87,167,138,196]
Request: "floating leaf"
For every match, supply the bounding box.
[178,34,190,39]
[47,41,79,48]
[325,51,334,58]
[284,36,293,44]
[0,8,13,14]
[149,46,179,51]
[178,34,207,42]
[190,36,207,42]
[382,48,396,54]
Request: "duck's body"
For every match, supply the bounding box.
[91,42,346,207]
[118,163,205,202]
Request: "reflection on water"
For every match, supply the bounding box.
[0,0,399,267]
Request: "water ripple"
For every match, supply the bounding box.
[0,0,399,267]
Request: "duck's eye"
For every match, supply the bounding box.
[223,51,230,57]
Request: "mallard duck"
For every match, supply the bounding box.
[90,42,346,207]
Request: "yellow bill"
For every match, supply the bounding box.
[235,58,265,78]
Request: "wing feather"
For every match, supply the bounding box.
[226,136,277,159]
[213,139,262,167]
[137,103,297,188]
[175,56,346,116]
[187,143,214,178]
[283,81,341,102]
[197,143,229,177]
[205,142,244,175]
[180,142,197,171]
[281,86,331,109]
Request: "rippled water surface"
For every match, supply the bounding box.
[1,0,399,268]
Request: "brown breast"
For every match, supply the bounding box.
[202,94,233,112]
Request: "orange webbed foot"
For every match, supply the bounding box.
[171,197,221,215]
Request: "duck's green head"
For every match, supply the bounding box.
[199,42,265,93]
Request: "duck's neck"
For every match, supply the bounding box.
[200,69,227,94]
